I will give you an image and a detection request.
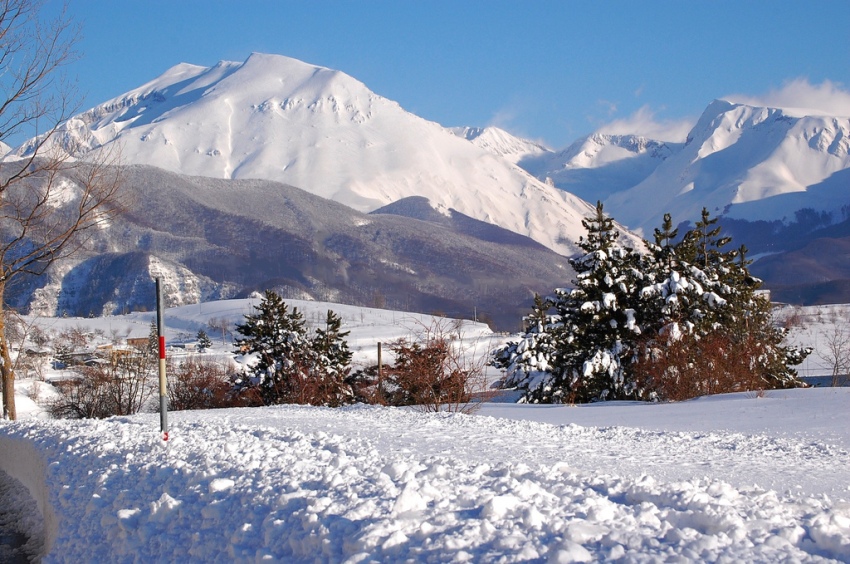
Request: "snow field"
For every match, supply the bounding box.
[2,399,850,562]
[2,300,850,560]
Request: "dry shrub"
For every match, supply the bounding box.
[167,357,241,411]
[49,352,154,419]
[349,321,491,413]
[634,331,771,401]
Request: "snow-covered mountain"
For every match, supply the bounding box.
[450,126,549,164]
[23,53,602,256]
[605,100,850,233]
[477,100,850,240]
[518,133,682,204]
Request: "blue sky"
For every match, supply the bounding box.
[44,0,850,148]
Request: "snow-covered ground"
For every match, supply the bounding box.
[1,300,849,562]
[2,391,849,562]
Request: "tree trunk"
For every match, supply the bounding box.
[0,287,16,420]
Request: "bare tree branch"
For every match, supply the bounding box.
[0,1,122,420]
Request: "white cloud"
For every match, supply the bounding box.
[487,107,519,131]
[595,105,694,143]
[724,79,850,117]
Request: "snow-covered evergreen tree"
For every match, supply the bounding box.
[233,290,312,405]
[197,329,212,352]
[503,202,646,403]
[491,294,559,394]
[309,310,354,407]
[497,205,809,404]
[233,292,356,406]
[639,211,728,341]
[636,210,809,399]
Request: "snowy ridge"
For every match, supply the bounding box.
[450,126,550,164]
[25,53,601,255]
[552,133,676,171]
[517,133,682,205]
[605,100,850,232]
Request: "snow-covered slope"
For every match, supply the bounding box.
[519,133,681,203]
[450,126,549,164]
[605,100,850,233]
[25,53,598,255]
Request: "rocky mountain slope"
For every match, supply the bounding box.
[6,165,574,330]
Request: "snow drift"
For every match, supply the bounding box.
[1,391,850,562]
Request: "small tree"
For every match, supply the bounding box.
[818,324,850,387]
[197,329,212,352]
[233,290,311,405]
[491,294,558,393]
[207,317,231,344]
[145,320,159,356]
[306,310,354,407]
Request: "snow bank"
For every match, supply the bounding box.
[1,394,849,562]
[0,434,57,553]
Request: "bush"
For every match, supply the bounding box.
[167,357,238,411]
[48,351,154,419]
[350,321,490,413]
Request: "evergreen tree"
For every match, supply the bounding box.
[197,329,212,352]
[491,294,558,393]
[497,204,810,404]
[147,321,159,357]
[529,202,646,403]
[636,212,809,399]
[233,290,311,404]
[640,212,725,340]
[309,310,354,407]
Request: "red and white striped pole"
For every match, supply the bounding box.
[156,277,168,441]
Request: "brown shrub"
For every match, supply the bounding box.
[349,321,491,413]
[633,331,771,402]
[167,357,241,411]
[49,351,154,419]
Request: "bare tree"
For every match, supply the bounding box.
[0,1,123,419]
[207,317,232,345]
[818,324,850,387]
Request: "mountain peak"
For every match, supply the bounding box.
[605,98,850,232]
[21,53,604,256]
[450,126,549,164]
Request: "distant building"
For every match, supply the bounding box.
[126,337,149,350]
